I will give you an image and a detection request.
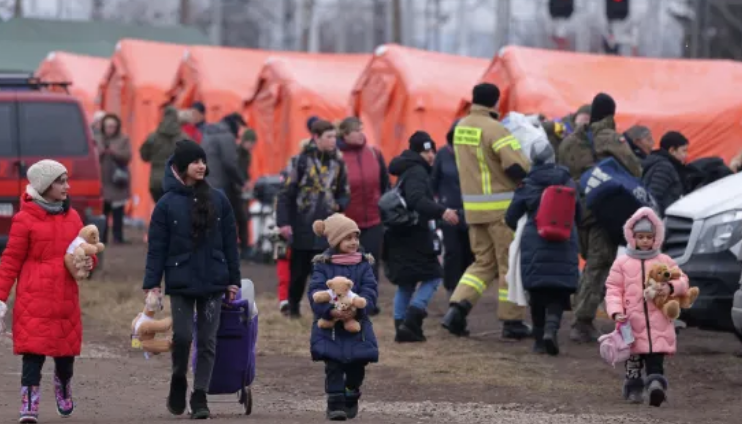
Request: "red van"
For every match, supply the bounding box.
[0,76,104,250]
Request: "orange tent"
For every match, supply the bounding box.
[98,39,187,222]
[350,44,489,161]
[35,51,109,121]
[168,45,274,123]
[246,53,370,177]
[467,46,742,162]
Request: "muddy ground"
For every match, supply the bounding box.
[1,235,741,423]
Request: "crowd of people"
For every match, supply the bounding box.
[0,80,725,422]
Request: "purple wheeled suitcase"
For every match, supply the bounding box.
[191,289,258,415]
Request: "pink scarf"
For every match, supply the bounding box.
[331,253,362,265]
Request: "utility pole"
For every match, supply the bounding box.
[179,0,190,25]
[495,0,511,52]
[210,0,223,45]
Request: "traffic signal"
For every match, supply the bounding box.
[549,0,574,19]
[606,0,630,21]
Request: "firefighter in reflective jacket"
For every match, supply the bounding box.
[441,83,533,339]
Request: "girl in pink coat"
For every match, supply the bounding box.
[605,207,689,407]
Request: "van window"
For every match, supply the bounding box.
[0,103,16,157]
[18,102,89,156]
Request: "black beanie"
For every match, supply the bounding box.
[222,113,246,138]
[409,131,436,153]
[306,116,320,132]
[173,139,207,173]
[589,93,616,124]
[660,131,689,151]
[472,83,500,108]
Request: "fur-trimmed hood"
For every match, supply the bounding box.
[623,207,664,249]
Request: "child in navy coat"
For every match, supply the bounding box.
[505,142,581,356]
[308,213,379,421]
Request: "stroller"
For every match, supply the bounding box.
[247,175,284,264]
[190,279,259,415]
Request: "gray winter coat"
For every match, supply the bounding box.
[202,122,245,192]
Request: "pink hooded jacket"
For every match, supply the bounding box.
[604,207,690,355]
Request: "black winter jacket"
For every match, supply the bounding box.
[642,150,688,217]
[505,163,580,293]
[382,150,446,286]
[143,158,241,296]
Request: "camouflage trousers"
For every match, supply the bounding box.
[573,223,617,323]
[449,218,526,321]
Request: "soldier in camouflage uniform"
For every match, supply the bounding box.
[542,104,591,162]
[557,93,642,343]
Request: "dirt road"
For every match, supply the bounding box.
[1,239,741,423]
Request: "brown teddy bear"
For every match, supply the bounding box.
[644,263,700,320]
[312,276,367,333]
[131,291,172,355]
[64,224,105,281]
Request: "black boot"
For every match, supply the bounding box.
[570,319,600,343]
[167,343,190,416]
[326,393,348,421]
[543,312,562,356]
[189,389,210,419]
[502,320,532,340]
[646,374,668,407]
[532,327,546,354]
[393,319,403,342]
[344,389,361,419]
[396,306,427,343]
[441,300,472,336]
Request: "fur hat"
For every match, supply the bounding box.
[590,93,616,124]
[313,214,360,248]
[27,160,68,194]
[173,140,206,173]
[472,83,500,108]
[633,217,655,234]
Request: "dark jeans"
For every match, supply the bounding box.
[22,354,74,386]
[103,201,125,243]
[171,294,222,391]
[625,354,665,379]
[530,301,564,330]
[360,224,384,280]
[226,188,249,251]
[325,361,366,394]
[289,249,321,314]
[441,224,475,293]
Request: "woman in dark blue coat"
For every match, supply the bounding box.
[505,142,580,357]
[143,140,241,419]
[307,214,378,421]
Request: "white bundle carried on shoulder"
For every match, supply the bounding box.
[501,112,550,164]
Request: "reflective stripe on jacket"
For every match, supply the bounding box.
[454,105,530,224]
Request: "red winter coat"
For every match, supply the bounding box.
[0,195,92,357]
[338,139,390,229]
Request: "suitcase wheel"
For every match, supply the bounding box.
[240,386,253,416]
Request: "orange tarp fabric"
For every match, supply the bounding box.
[245,53,370,177]
[35,51,109,121]
[168,45,274,123]
[350,44,488,161]
[98,39,187,222]
[468,46,742,163]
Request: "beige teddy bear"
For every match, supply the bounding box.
[312,276,367,333]
[644,263,700,320]
[64,224,105,281]
[131,291,172,355]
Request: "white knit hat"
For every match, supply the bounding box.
[27,160,68,194]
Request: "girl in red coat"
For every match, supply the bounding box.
[0,160,95,423]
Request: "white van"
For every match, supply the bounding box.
[662,173,742,335]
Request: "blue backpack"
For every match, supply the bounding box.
[580,131,657,246]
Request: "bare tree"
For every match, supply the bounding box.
[13,0,21,17]
[299,0,315,51]
[390,0,402,43]
[91,0,105,20]
[371,0,387,47]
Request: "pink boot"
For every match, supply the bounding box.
[19,386,40,423]
[54,375,75,417]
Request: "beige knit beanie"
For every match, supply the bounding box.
[313,213,360,248]
[27,160,68,194]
